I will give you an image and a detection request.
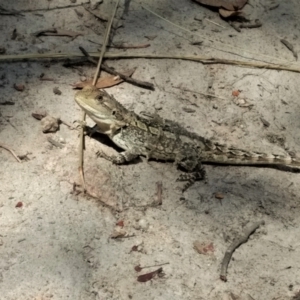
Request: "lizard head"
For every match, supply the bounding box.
[74,85,127,135]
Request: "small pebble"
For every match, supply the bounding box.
[138,219,149,230]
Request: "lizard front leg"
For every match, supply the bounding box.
[96,147,141,164]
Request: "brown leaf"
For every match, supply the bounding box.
[32,28,82,38]
[194,0,248,11]
[131,245,139,252]
[14,84,25,91]
[215,192,224,199]
[53,87,62,95]
[232,90,240,97]
[110,229,127,239]
[234,98,253,107]
[32,111,47,120]
[15,202,23,208]
[137,267,163,282]
[116,220,124,227]
[193,241,215,255]
[134,265,142,272]
[72,69,135,89]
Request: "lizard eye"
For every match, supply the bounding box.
[96,95,103,101]
[111,110,116,116]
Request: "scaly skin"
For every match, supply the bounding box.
[75,86,300,191]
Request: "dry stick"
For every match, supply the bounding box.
[92,0,119,86]
[281,39,298,60]
[0,143,21,162]
[2,52,300,74]
[78,111,86,191]
[220,220,265,282]
[79,46,154,90]
[78,0,119,194]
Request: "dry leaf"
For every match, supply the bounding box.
[215,192,224,199]
[32,28,82,38]
[116,220,124,227]
[14,84,25,91]
[53,87,62,95]
[137,268,163,282]
[131,245,139,252]
[232,90,240,97]
[73,69,135,89]
[110,229,127,239]
[15,202,23,208]
[32,111,47,120]
[193,241,215,255]
[234,98,253,107]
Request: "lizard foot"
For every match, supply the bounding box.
[176,166,207,192]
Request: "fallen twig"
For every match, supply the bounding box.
[0,101,15,105]
[78,0,120,193]
[172,85,228,100]
[135,262,169,272]
[20,3,89,13]
[31,28,82,38]
[0,143,21,162]
[204,18,226,29]
[78,46,155,90]
[281,39,298,61]
[0,5,24,16]
[111,42,150,49]
[47,137,64,149]
[155,181,163,205]
[83,4,108,22]
[2,52,300,74]
[220,220,265,282]
[240,19,262,29]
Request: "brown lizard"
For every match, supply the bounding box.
[75,86,300,191]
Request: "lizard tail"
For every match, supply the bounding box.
[201,146,300,173]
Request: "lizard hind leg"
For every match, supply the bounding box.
[176,153,207,191]
[96,147,141,164]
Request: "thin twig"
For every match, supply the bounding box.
[281,39,298,60]
[0,143,21,162]
[220,220,265,282]
[79,111,86,191]
[92,0,119,86]
[79,46,154,90]
[204,18,226,29]
[19,3,90,13]
[78,0,119,193]
[172,85,228,100]
[2,52,300,74]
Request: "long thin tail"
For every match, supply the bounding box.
[201,146,300,172]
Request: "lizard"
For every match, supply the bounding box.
[75,85,300,191]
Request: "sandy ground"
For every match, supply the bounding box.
[1,0,300,299]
